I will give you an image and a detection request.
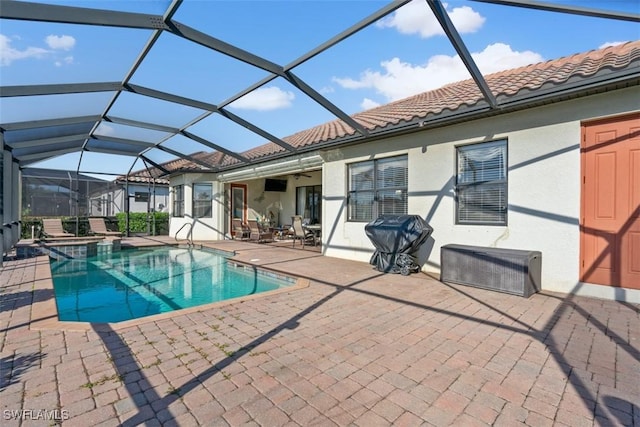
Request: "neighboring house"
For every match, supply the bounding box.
[20,167,171,217]
[160,42,639,302]
[21,168,111,217]
[89,171,170,216]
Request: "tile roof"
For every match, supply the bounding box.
[127,40,640,180]
[229,40,640,164]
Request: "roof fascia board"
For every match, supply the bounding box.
[180,130,250,164]
[0,82,121,98]
[0,0,168,29]
[494,68,640,108]
[470,0,640,22]
[426,0,498,109]
[0,115,101,131]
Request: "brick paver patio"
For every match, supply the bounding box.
[1,238,638,426]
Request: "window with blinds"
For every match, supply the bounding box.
[456,140,507,225]
[348,155,408,222]
[172,185,184,218]
[193,183,212,218]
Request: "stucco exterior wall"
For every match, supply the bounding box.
[168,173,226,241]
[322,87,640,301]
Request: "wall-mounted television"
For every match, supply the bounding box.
[264,178,287,192]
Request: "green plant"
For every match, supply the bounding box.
[115,212,169,235]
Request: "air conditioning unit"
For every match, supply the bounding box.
[440,244,541,297]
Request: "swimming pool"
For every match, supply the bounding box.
[50,246,294,323]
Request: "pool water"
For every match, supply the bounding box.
[50,247,292,323]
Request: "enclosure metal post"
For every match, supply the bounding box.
[3,140,14,262]
[125,179,130,237]
[12,161,20,246]
[152,178,156,236]
[0,137,5,267]
[146,177,151,236]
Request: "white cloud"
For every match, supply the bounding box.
[361,98,381,110]
[0,33,48,66]
[229,86,295,111]
[55,56,74,67]
[95,123,116,136]
[45,34,75,51]
[377,0,485,38]
[599,41,627,49]
[333,43,543,102]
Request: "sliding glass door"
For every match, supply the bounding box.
[296,185,321,224]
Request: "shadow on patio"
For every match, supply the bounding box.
[1,242,638,425]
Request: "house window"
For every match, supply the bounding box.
[456,140,507,225]
[172,185,184,217]
[348,155,407,222]
[193,183,212,218]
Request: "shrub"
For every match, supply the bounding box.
[115,212,169,235]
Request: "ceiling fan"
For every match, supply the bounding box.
[293,172,312,179]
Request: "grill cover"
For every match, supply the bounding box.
[365,215,433,275]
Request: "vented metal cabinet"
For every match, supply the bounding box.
[440,244,542,297]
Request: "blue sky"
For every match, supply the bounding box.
[1,0,638,178]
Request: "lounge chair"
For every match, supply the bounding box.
[291,215,314,248]
[247,219,273,243]
[41,218,74,238]
[232,218,250,240]
[88,217,122,237]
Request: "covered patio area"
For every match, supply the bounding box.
[1,239,637,426]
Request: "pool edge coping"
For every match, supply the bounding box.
[29,251,310,332]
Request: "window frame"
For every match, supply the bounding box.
[172,185,184,218]
[455,139,508,226]
[192,183,213,219]
[347,154,408,223]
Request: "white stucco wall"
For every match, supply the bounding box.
[323,87,640,302]
[169,173,226,241]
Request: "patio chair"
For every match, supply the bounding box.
[41,218,74,238]
[247,219,274,243]
[88,217,122,237]
[232,218,250,240]
[291,215,314,248]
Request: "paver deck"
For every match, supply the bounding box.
[1,237,638,426]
